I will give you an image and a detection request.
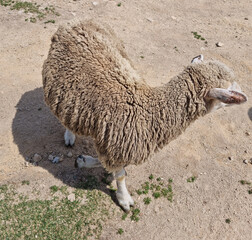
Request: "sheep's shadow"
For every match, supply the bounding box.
[12,87,118,205]
[248,107,252,121]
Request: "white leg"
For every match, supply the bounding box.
[75,155,102,168]
[114,168,134,212]
[64,129,76,146]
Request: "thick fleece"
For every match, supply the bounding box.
[42,21,235,172]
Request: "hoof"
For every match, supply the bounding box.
[64,130,76,147]
[116,192,134,212]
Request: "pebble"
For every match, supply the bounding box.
[245,131,250,136]
[228,156,233,161]
[243,159,248,164]
[48,155,54,161]
[146,17,153,22]
[33,153,42,163]
[216,42,224,47]
[25,162,29,167]
[250,158,252,164]
[67,193,76,202]
[92,1,98,6]
[52,156,60,164]
[67,151,73,158]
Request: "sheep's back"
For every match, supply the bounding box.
[42,21,142,135]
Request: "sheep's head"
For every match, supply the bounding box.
[191,55,247,112]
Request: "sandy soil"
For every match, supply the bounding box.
[0,0,252,239]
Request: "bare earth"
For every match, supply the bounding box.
[0,0,252,239]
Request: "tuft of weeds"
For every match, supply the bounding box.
[117,3,121,7]
[239,180,252,195]
[239,180,251,185]
[149,174,154,180]
[174,46,179,52]
[44,19,55,24]
[191,31,206,41]
[21,180,30,185]
[50,185,59,194]
[187,176,197,183]
[130,208,140,222]
[117,228,124,235]
[153,192,161,199]
[143,197,151,205]
[225,218,231,224]
[0,1,60,23]
[122,212,128,220]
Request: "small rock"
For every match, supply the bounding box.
[249,158,252,164]
[243,159,248,164]
[171,16,177,20]
[245,131,250,136]
[25,162,29,167]
[228,156,233,161]
[59,155,64,162]
[67,151,73,158]
[146,17,153,22]
[216,42,224,47]
[52,156,60,164]
[92,1,98,6]
[33,153,42,163]
[67,193,76,202]
[48,155,54,161]
[244,17,248,20]
[244,150,248,153]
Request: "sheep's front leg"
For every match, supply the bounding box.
[114,168,134,212]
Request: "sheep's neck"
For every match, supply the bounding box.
[141,78,208,149]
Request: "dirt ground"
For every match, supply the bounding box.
[0,0,252,239]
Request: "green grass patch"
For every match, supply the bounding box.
[0,1,59,23]
[0,184,114,239]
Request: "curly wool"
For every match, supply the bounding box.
[42,21,235,172]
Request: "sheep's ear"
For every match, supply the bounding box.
[228,81,241,92]
[206,88,247,104]
[191,54,204,64]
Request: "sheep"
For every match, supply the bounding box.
[42,20,247,212]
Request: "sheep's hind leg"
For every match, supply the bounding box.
[115,168,134,212]
[75,155,102,168]
[64,129,76,147]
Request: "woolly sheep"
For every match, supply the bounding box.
[42,21,247,211]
